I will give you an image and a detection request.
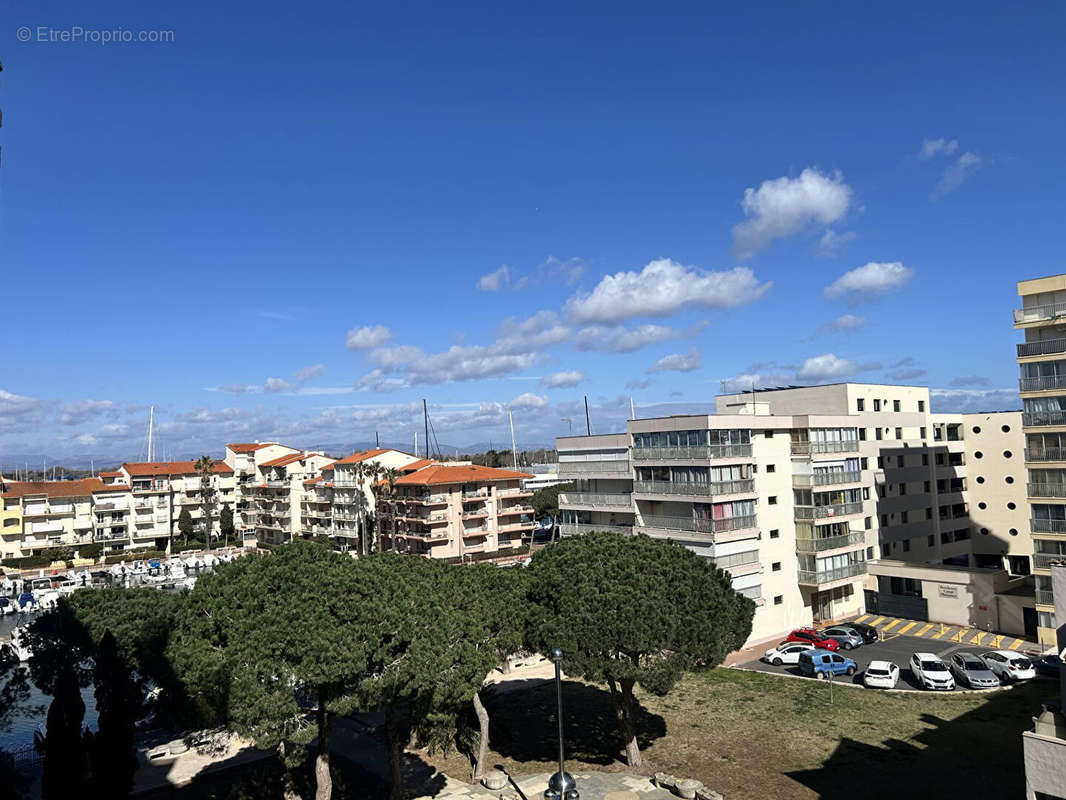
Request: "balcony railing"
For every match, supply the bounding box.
[631,444,753,461]
[1033,518,1066,533]
[1029,483,1066,498]
[559,522,634,537]
[795,501,864,520]
[1015,302,1066,325]
[1026,448,1066,462]
[790,441,860,456]
[795,531,866,553]
[557,461,631,475]
[632,479,754,497]
[1020,375,1066,393]
[1019,338,1066,358]
[559,492,632,507]
[638,513,757,536]
[1033,552,1066,569]
[792,471,862,488]
[714,550,760,570]
[497,488,533,497]
[1037,589,1056,605]
[797,562,868,586]
[1023,411,1066,427]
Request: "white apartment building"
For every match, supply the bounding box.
[240,450,334,546]
[559,382,1031,646]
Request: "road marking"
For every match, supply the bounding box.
[931,627,952,640]
[898,621,918,636]
[882,619,902,633]
[869,616,885,627]
[1009,638,1023,651]
[915,623,933,637]
[855,614,870,623]
[970,632,985,645]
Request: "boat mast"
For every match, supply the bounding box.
[423,399,430,461]
[147,405,155,462]
[509,411,518,471]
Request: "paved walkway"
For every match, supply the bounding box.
[852,613,1042,654]
[416,770,713,800]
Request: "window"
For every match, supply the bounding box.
[859,428,867,441]
[895,427,903,440]
[975,451,983,459]
[766,464,776,473]
[920,427,927,440]
[874,399,882,412]
[877,456,884,468]
[1004,450,1013,459]
[899,482,907,495]
[864,516,872,530]
[903,539,911,552]
[918,400,925,412]
[881,544,891,557]
[955,529,970,542]
[857,399,865,411]
[765,430,774,438]
[768,496,777,505]
[928,534,935,546]
[772,562,781,572]
[1008,502,1016,510]
[926,508,933,520]
[880,514,889,526]
[924,480,930,492]
[876,428,883,440]
[774,595,783,605]
[1006,476,1014,484]
[901,510,909,523]
[941,532,951,544]
[1002,424,1011,433]
[897,455,905,467]
[867,547,874,559]
[861,457,868,470]
[769,529,780,539]
[893,400,901,412]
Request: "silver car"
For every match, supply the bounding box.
[819,626,864,650]
[949,651,1000,689]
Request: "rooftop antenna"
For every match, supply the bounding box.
[583,396,591,436]
[509,411,518,471]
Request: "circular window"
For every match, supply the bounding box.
[975,451,983,459]
[978,502,987,510]
[1008,502,1017,510]
[1003,450,1012,459]
[1006,476,1014,484]
[1009,528,1018,537]
[980,527,990,535]
[976,476,985,484]
[973,426,982,434]
[1002,424,1011,433]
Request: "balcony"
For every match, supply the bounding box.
[462,527,489,537]
[797,562,868,586]
[559,522,634,537]
[1026,448,1066,463]
[405,493,450,505]
[790,441,860,456]
[1015,302,1066,326]
[1020,376,1066,393]
[559,492,632,509]
[263,480,288,489]
[1037,589,1056,606]
[498,504,534,516]
[792,471,862,488]
[94,529,129,542]
[1033,518,1066,534]
[632,479,754,498]
[1033,552,1066,570]
[794,501,864,521]
[714,550,761,570]
[1023,411,1066,427]
[1029,483,1066,498]
[497,487,533,498]
[557,461,631,476]
[632,444,753,461]
[1019,338,1066,358]
[796,531,866,553]
[498,520,535,533]
[463,489,490,499]
[462,510,489,520]
[638,513,757,537]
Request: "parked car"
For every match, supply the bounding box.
[819,626,864,650]
[1034,653,1063,679]
[784,627,841,651]
[948,652,1000,689]
[910,653,955,690]
[798,649,857,679]
[863,660,900,689]
[981,650,1036,682]
[763,642,816,666]
[846,621,881,644]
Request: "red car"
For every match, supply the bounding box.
[784,627,840,651]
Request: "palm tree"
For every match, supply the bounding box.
[353,461,369,556]
[194,455,216,548]
[365,462,385,554]
[378,467,401,553]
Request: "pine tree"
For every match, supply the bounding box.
[89,631,139,797]
[219,503,235,548]
[177,507,194,547]
[38,667,89,799]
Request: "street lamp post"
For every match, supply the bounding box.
[544,648,578,800]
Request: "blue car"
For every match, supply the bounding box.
[798,648,858,679]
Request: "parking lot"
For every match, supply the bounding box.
[739,628,1042,691]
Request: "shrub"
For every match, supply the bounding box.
[77,543,103,560]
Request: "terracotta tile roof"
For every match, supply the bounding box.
[227,443,270,453]
[260,452,307,468]
[394,464,532,486]
[399,458,435,473]
[1,478,110,499]
[303,476,323,486]
[122,460,234,477]
[93,484,131,494]
[98,471,122,478]
[333,448,391,465]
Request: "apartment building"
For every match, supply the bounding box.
[558,382,1029,645]
[241,451,334,545]
[384,464,535,558]
[1015,273,1066,646]
[224,442,303,532]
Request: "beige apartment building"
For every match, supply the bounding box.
[240,450,334,545]
[384,464,535,559]
[558,382,1031,646]
[224,442,304,532]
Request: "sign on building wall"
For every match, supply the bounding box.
[937,584,959,599]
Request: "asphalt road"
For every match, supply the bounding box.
[740,633,1038,691]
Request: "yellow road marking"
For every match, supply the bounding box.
[869,616,885,627]
[915,623,933,637]
[970,632,985,645]
[898,621,918,635]
[882,619,902,633]
[990,634,1005,649]
[855,614,870,623]
[932,627,952,640]
[1009,638,1023,651]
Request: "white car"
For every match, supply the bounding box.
[763,642,816,666]
[981,650,1036,682]
[863,660,900,689]
[910,652,955,690]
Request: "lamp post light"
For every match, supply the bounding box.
[544,648,578,800]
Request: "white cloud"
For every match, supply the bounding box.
[264,377,295,393]
[477,266,510,291]
[0,389,40,422]
[796,354,859,381]
[919,138,959,160]
[293,364,326,382]
[949,375,991,387]
[58,399,117,426]
[509,392,549,410]
[565,260,771,325]
[816,229,858,257]
[368,345,423,368]
[890,367,927,381]
[345,325,393,350]
[574,323,682,353]
[355,369,408,393]
[647,348,702,374]
[541,370,585,388]
[216,383,251,395]
[732,168,853,257]
[824,262,914,301]
[930,387,1020,413]
[831,314,867,331]
[625,378,652,391]
[495,311,571,351]
[935,152,983,197]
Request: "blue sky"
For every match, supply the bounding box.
[2,2,1064,463]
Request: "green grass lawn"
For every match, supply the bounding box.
[424,668,1056,800]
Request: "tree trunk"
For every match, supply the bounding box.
[606,677,642,768]
[315,704,332,800]
[471,690,490,781]
[385,705,406,800]
[277,741,304,800]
